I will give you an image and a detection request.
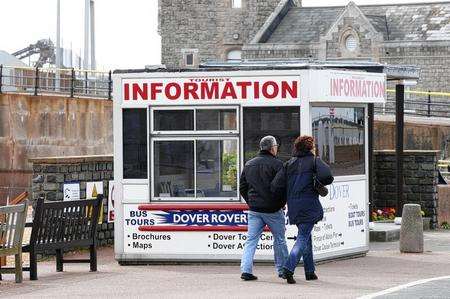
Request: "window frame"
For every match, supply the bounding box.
[151,136,240,202]
[311,103,368,182]
[150,106,239,135]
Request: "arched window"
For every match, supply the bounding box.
[226,49,242,62]
[232,0,242,8]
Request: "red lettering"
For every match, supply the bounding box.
[349,80,355,97]
[236,81,252,99]
[184,82,199,100]
[165,83,181,100]
[132,83,148,100]
[355,80,361,97]
[200,82,219,99]
[220,82,237,99]
[124,83,130,101]
[344,80,349,96]
[262,81,279,99]
[254,82,260,99]
[281,81,298,98]
[150,83,163,100]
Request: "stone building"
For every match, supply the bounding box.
[158,0,450,93]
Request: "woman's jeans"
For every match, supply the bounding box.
[284,222,315,274]
[240,210,289,275]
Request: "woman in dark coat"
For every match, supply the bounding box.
[271,135,333,284]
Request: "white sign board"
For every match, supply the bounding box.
[63,182,80,201]
[310,70,386,104]
[122,180,367,259]
[121,75,301,106]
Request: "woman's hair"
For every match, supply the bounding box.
[294,135,315,153]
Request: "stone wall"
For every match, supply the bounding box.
[30,155,114,246]
[373,150,440,228]
[159,0,280,68]
[0,93,113,205]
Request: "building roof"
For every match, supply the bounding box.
[265,2,450,43]
[0,50,26,67]
[114,59,420,80]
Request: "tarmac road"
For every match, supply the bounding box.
[1,231,450,298]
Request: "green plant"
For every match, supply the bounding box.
[222,152,237,189]
[441,222,450,230]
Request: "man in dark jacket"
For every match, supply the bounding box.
[239,136,288,281]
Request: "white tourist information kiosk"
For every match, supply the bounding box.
[112,66,386,263]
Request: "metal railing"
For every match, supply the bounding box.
[0,65,112,99]
[375,89,450,118]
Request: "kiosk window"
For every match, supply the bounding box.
[196,109,237,131]
[123,109,148,179]
[312,107,365,176]
[243,107,300,162]
[154,110,194,131]
[154,141,195,197]
[153,108,237,132]
[153,139,238,200]
[196,140,238,197]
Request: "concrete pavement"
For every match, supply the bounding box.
[1,231,450,298]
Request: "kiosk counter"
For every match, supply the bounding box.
[112,67,386,263]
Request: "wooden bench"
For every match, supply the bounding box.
[0,201,29,283]
[3,195,103,280]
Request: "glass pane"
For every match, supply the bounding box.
[123,109,147,179]
[154,141,194,197]
[196,109,237,131]
[154,110,194,131]
[243,107,300,162]
[312,107,365,176]
[196,140,238,198]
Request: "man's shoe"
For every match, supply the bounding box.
[241,273,258,281]
[282,269,296,284]
[305,272,318,281]
[278,273,285,279]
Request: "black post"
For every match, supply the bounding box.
[108,71,112,100]
[396,84,405,217]
[368,103,374,221]
[70,68,75,98]
[0,64,3,94]
[34,67,39,96]
[427,91,431,117]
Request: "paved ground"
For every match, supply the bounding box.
[1,231,450,298]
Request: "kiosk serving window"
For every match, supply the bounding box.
[152,108,237,133]
[312,106,365,176]
[123,109,148,179]
[151,107,239,201]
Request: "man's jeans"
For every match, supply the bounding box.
[284,222,315,274]
[240,210,289,275]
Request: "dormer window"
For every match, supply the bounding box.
[345,35,358,52]
[232,0,242,8]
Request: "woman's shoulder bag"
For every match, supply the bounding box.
[313,157,329,197]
